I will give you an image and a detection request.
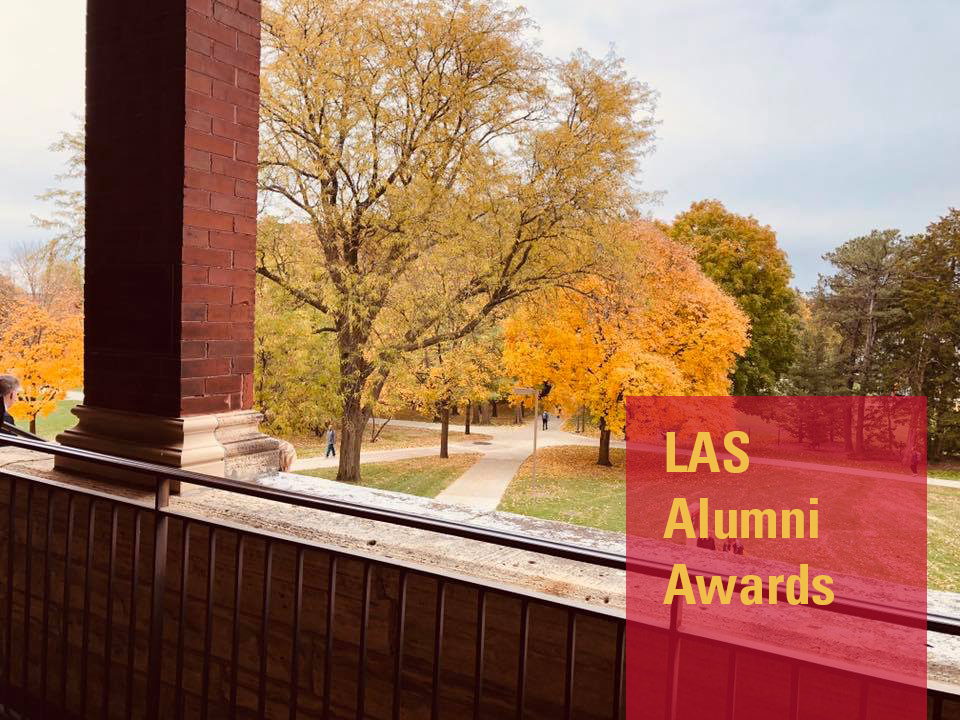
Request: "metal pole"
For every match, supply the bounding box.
[532,394,538,487]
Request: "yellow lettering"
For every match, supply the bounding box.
[740,575,764,605]
[695,574,737,604]
[741,508,777,538]
[664,564,695,604]
[812,575,834,605]
[809,498,819,538]
[723,431,749,472]
[666,433,687,472]
[714,508,736,539]
[781,508,805,538]
[768,575,785,604]
[689,432,720,472]
[663,499,696,539]
[786,564,809,605]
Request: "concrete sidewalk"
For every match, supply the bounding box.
[436,416,610,510]
[292,413,614,509]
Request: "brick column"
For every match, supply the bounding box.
[57,0,278,486]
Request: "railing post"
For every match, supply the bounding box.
[664,594,682,720]
[146,476,171,720]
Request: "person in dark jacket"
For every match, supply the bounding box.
[325,423,336,458]
[0,374,20,434]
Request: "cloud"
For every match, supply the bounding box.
[1,0,956,291]
[0,1,85,260]
[521,0,960,288]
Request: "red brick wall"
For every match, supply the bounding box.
[85,0,259,418]
[181,0,260,415]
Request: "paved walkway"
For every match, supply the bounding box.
[929,476,960,489]
[434,417,610,510]
[291,415,616,510]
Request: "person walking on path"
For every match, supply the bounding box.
[910,447,921,475]
[542,410,549,430]
[325,423,337,458]
[0,375,19,434]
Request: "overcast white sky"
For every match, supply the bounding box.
[1,1,957,289]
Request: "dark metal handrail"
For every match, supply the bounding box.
[0,423,44,442]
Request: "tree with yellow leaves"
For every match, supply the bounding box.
[504,223,749,465]
[258,0,657,483]
[0,300,83,435]
[384,328,507,457]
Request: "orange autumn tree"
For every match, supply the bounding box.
[0,300,83,435]
[383,329,508,458]
[504,223,749,465]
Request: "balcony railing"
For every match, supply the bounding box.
[0,432,957,719]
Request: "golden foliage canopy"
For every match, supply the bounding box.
[0,299,83,429]
[503,223,749,435]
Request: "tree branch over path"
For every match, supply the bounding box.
[257,0,656,483]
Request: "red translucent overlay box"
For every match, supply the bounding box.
[625,396,927,720]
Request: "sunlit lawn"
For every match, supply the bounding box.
[499,445,627,533]
[286,422,491,458]
[299,453,480,498]
[930,461,960,482]
[929,484,960,591]
[14,399,79,440]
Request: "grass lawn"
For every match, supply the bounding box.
[929,484,960,591]
[14,399,79,440]
[286,422,491,458]
[930,461,960,482]
[499,445,627,533]
[299,453,480,498]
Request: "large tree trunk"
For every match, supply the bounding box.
[598,417,612,467]
[336,394,366,484]
[884,397,895,450]
[843,395,854,452]
[29,417,37,435]
[855,293,878,453]
[855,396,867,453]
[491,401,498,418]
[465,401,471,435]
[440,405,450,458]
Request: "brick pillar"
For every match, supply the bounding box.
[57,0,278,486]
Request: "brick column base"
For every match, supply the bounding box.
[56,406,279,492]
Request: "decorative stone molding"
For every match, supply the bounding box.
[55,405,280,491]
[214,409,282,480]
